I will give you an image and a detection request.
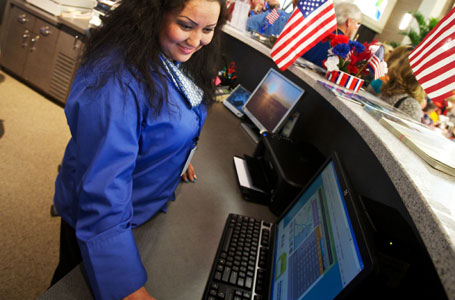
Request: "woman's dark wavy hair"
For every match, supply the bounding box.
[81,0,227,113]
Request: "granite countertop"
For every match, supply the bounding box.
[222,24,455,299]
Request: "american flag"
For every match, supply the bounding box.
[409,7,455,103]
[270,0,337,71]
[368,46,386,80]
[266,8,280,25]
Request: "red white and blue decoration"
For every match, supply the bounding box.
[325,70,364,92]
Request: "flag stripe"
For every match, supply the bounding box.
[271,3,334,57]
[270,0,336,71]
[415,50,455,81]
[424,76,455,99]
[421,68,455,93]
[411,38,455,77]
[409,11,455,63]
[275,19,336,69]
[266,8,280,24]
[410,25,455,74]
[409,7,455,103]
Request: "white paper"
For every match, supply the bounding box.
[233,156,265,192]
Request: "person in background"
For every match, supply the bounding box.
[379,56,426,122]
[50,0,226,299]
[246,0,293,36]
[368,45,414,94]
[302,1,361,67]
[382,43,394,62]
[421,102,437,126]
[227,0,264,21]
[246,1,361,67]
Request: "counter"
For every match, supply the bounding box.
[222,25,455,298]
[32,20,455,299]
[7,0,91,34]
[37,102,276,300]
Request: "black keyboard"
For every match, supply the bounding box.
[203,214,274,300]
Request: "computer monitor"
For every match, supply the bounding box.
[271,154,374,300]
[242,68,305,135]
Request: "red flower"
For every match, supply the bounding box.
[347,63,359,75]
[321,33,336,43]
[330,35,349,47]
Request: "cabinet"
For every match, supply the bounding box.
[2,5,58,92]
[0,3,85,104]
[48,26,83,103]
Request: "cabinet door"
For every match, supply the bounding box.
[48,28,84,103]
[1,5,36,76]
[22,18,58,90]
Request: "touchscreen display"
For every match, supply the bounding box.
[271,161,364,300]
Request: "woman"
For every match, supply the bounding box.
[368,45,414,94]
[50,0,227,298]
[379,56,426,122]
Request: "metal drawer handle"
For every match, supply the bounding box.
[30,35,40,52]
[22,29,30,47]
[40,26,51,36]
[73,35,80,50]
[17,13,28,24]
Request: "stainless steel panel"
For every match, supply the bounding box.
[1,5,36,75]
[22,17,58,90]
[47,28,82,103]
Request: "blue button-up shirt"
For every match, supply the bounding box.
[53,59,206,299]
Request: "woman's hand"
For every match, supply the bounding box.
[122,287,156,300]
[181,162,197,183]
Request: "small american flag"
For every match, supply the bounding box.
[368,46,386,80]
[409,7,455,103]
[270,0,337,71]
[266,8,280,25]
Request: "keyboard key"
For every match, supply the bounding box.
[222,267,231,282]
[237,277,245,287]
[245,276,253,289]
[229,271,238,285]
[223,228,233,252]
[214,271,222,281]
[211,283,219,289]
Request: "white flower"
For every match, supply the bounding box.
[324,55,340,72]
[380,61,388,74]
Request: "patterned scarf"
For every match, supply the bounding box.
[160,53,203,107]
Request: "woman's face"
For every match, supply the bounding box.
[159,0,221,62]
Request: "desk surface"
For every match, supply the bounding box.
[222,24,455,299]
[38,103,276,300]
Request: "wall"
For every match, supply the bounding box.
[376,0,454,45]
[376,0,422,44]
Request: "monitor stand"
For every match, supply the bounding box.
[240,121,261,144]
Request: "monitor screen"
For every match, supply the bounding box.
[223,85,251,116]
[243,69,304,134]
[352,0,397,33]
[271,157,372,300]
[353,0,388,22]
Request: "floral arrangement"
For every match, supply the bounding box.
[322,33,387,80]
